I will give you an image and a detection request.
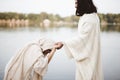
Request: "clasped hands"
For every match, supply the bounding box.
[54,42,63,50]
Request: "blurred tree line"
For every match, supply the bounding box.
[99,13,120,25]
[0,12,120,26]
[0,12,78,21]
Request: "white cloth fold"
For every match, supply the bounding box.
[64,13,103,80]
[4,38,55,80]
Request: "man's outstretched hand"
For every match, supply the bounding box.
[55,42,63,50]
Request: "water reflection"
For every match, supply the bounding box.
[0,24,120,32]
[101,25,120,32]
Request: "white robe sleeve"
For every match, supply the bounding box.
[33,56,48,76]
[64,22,95,61]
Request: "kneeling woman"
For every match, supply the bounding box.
[4,38,58,80]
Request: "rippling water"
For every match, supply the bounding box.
[0,26,120,80]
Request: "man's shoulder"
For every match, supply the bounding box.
[82,13,99,24]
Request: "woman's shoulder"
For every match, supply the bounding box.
[26,43,42,52]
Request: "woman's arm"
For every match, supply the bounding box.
[33,47,57,75]
[46,47,56,63]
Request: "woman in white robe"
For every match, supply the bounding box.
[56,0,103,80]
[4,38,58,80]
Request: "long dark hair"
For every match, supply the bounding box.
[76,0,97,16]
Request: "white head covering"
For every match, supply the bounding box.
[38,38,55,51]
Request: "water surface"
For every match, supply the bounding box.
[0,26,120,80]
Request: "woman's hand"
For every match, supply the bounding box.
[55,42,63,50]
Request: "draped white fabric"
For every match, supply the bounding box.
[4,41,50,80]
[64,13,103,80]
